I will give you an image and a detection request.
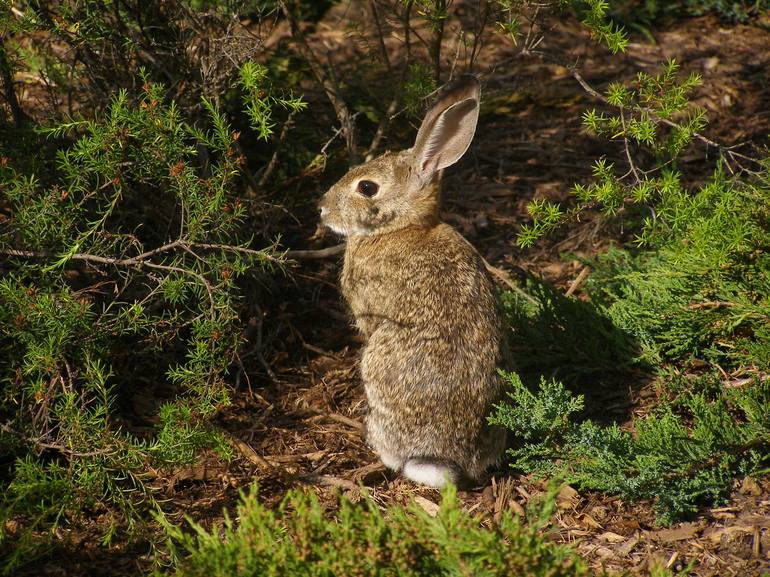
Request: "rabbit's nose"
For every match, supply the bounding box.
[319,206,328,218]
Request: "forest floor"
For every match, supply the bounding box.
[18,7,770,577]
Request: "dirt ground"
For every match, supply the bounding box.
[16,5,770,577]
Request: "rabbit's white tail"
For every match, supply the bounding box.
[402,457,461,488]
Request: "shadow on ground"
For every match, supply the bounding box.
[504,276,650,426]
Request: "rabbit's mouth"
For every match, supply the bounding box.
[322,220,372,238]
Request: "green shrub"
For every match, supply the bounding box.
[158,484,598,577]
[0,77,281,572]
[492,372,770,523]
[498,59,770,523]
[501,280,640,387]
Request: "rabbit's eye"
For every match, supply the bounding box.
[357,180,379,197]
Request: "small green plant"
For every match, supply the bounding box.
[157,483,598,577]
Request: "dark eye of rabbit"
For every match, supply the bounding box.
[357,180,379,197]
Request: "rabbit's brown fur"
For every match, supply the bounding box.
[319,76,506,487]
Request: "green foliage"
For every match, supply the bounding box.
[581,153,770,369]
[239,61,307,141]
[403,63,437,117]
[502,54,770,523]
[588,237,770,369]
[0,78,281,572]
[158,484,597,577]
[492,372,770,523]
[520,60,711,248]
[575,0,630,53]
[492,1,628,53]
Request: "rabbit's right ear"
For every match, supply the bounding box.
[412,75,481,184]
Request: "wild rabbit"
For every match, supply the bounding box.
[319,75,506,488]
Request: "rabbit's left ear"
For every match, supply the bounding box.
[412,75,480,184]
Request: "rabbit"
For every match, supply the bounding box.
[318,75,507,488]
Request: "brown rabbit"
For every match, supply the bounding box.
[319,76,506,488]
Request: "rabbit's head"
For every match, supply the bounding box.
[319,76,480,237]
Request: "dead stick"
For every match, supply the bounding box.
[565,266,591,297]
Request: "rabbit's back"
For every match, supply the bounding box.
[342,224,506,479]
[342,223,501,344]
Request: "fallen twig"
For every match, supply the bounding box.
[302,473,360,492]
[0,421,111,458]
[565,266,591,297]
[482,259,539,306]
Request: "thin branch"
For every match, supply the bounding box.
[618,107,641,184]
[2,246,217,313]
[2,240,282,265]
[483,259,539,306]
[301,473,359,492]
[569,66,763,174]
[258,108,298,187]
[370,0,392,74]
[274,240,538,303]
[430,0,450,84]
[187,241,282,263]
[1,421,111,458]
[365,0,413,160]
[0,39,26,128]
[285,244,345,259]
[565,266,591,297]
[278,0,357,162]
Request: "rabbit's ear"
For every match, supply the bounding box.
[412,75,480,183]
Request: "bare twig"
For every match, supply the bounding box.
[687,300,735,310]
[258,108,299,187]
[282,244,537,310]
[309,412,364,433]
[370,0,392,74]
[302,473,359,492]
[430,0,450,84]
[467,0,491,69]
[2,245,217,312]
[230,436,273,470]
[365,97,400,160]
[618,108,641,184]
[285,244,345,260]
[482,259,539,306]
